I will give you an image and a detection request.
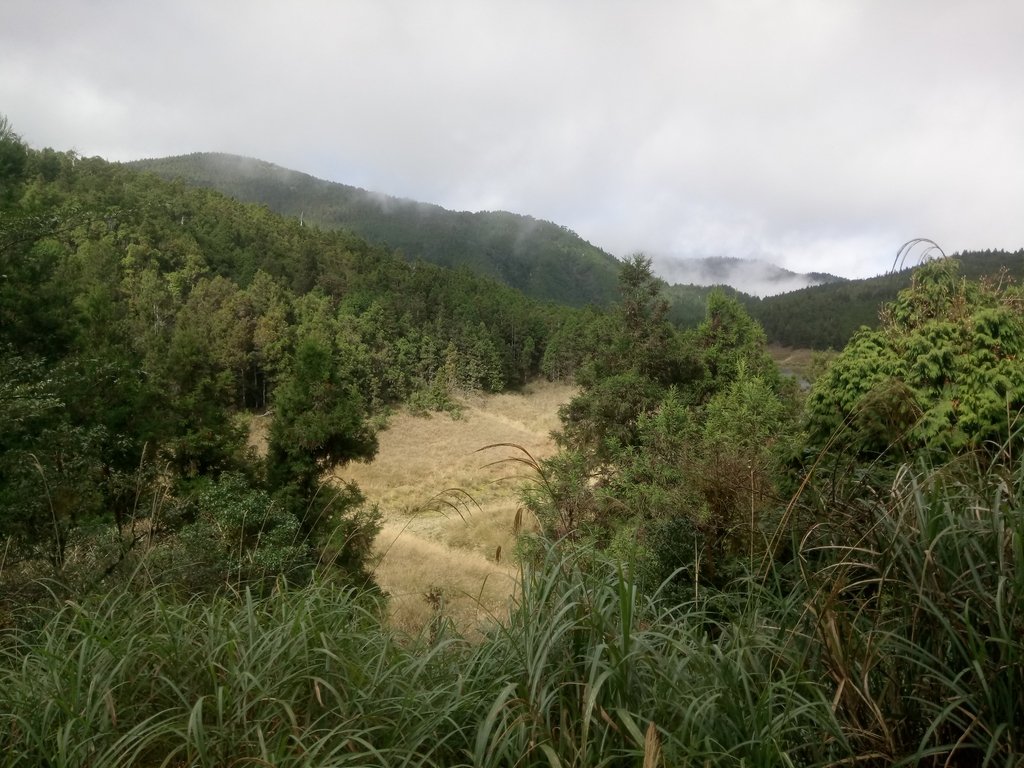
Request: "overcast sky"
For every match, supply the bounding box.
[3,1,1022,279]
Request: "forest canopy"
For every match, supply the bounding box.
[0,122,580,587]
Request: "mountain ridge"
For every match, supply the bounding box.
[128,153,624,308]
[126,153,1023,349]
[128,153,839,306]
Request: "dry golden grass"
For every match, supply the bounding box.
[335,380,574,637]
[371,520,519,639]
[767,344,814,371]
[767,344,829,381]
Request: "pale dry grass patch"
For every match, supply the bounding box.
[338,380,571,511]
[338,379,573,635]
[442,499,525,560]
[767,344,829,381]
[767,343,813,366]
[244,411,271,457]
[371,520,519,640]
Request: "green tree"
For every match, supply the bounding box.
[805,259,1024,461]
[691,289,780,403]
[604,368,795,593]
[0,349,72,565]
[557,254,696,459]
[162,278,245,477]
[464,322,505,392]
[267,338,378,513]
[531,263,797,592]
[558,371,666,461]
[614,253,676,380]
[0,115,28,203]
[541,308,613,382]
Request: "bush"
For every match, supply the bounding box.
[803,454,1024,764]
[166,472,310,592]
[806,259,1024,462]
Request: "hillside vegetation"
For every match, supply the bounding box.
[747,248,1024,348]
[3,118,1023,766]
[130,153,624,308]
[1,121,583,600]
[130,153,1024,351]
[127,153,805,329]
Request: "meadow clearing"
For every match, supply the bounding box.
[335,381,574,637]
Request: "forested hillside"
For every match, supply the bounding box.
[4,117,1023,766]
[0,121,580,594]
[132,154,1024,352]
[129,154,791,327]
[747,249,1024,348]
[130,153,624,308]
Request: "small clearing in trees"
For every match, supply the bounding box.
[335,380,574,638]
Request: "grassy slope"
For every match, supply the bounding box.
[335,381,574,637]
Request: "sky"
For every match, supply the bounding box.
[3,1,1023,281]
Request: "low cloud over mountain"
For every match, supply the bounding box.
[651,256,843,298]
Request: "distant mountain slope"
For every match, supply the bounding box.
[128,155,1020,353]
[129,153,623,308]
[662,281,747,328]
[652,255,843,298]
[746,250,1024,349]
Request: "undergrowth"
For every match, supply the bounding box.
[1,454,1021,767]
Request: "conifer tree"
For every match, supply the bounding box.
[267,338,377,513]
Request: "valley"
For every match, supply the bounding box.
[4,117,1023,765]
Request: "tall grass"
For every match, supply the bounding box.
[0,557,843,766]
[0,581,478,767]
[469,546,845,767]
[1,453,1021,767]
[804,455,1024,765]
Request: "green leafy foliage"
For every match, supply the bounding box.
[528,256,798,596]
[267,338,378,507]
[169,473,308,592]
[555,254,700,460]
[806,258,1024,461]
[693,288,782,401]
[558,370,668,462]
[0,115,28,204]
[540,306,613,382]
[747,249,1024,349]
[0,347,157,569]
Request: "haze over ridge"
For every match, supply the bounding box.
[133,151,840,300]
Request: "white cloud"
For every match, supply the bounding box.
[2,0,1022,279]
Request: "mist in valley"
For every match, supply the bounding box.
[650,254,839,297]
